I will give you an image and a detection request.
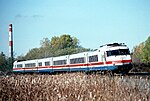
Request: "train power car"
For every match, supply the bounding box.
[13,43,132,74]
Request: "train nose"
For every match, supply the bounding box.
[120,56,126,60]
[120,56,129,64]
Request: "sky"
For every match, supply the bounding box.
[0,0,150,57]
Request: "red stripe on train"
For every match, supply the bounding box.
[13,60,132,70]
[106,60,132,64]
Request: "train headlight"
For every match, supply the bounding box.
[113,62,115,66]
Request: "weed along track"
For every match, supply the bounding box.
[0,73,149,101]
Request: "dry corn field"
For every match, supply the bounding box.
[0,73,150,101]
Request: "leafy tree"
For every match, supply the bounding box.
[141,36,150,63]
[25,48,41,60]
[72,37,80,48]
[40,38,52,58]
[50,34,79,50]
[48,34,89,57]
[0,52,7,72]
[40,38,50,48]
[132,42,145,63]
[132,36,150,64]
[50,36,59,50]
[0,52,13,72]
[22,34,89,60]
[17,55,26,60]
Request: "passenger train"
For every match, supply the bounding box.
[13,43,132,74]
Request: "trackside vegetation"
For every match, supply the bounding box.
[132,36,150,72]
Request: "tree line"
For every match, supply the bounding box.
[0,52,12,73]
[18,34,90,60]
[131,36,150,72]
[132,36,150,64]
[0,34,150,72]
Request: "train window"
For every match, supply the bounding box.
[107,51,111,57]
[38,62,42,66]
[17,64,23,68]
[45,62,50,66]
[107,50,119,56]
[89,55,98,62]
[53,60,66,65]
[107,49,130,57]
[25,63,36,67]
[70,57,85,64]
[119,49,130,55]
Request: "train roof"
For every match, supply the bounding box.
[100,43,127,48]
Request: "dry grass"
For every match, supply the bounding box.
[0,73,150,101]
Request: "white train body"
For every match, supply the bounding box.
[13,43,132,74]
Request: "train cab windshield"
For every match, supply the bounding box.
[107,49,130,57]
